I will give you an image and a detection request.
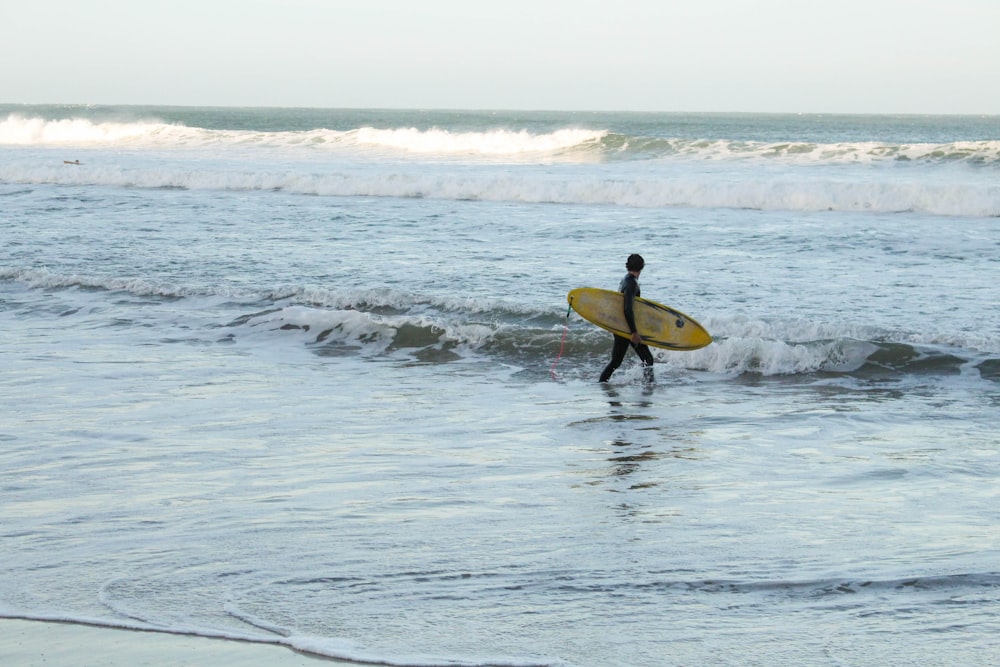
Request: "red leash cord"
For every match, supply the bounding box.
[550,302,573,377]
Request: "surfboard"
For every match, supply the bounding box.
[567,287,712,351]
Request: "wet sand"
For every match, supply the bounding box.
[0,618,352,666]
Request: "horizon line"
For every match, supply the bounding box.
[3,101,999,118]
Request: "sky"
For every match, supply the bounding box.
[2,0,998,114]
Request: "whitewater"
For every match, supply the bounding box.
[2,105,999,666]
[3,107,1000,217]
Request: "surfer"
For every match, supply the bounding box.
[599,254,654,383]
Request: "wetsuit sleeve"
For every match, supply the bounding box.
[622,276,639,333]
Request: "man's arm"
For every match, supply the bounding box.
[622,278,641,344]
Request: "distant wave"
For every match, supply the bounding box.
[5,112,999,217]
[0,113,341,148]
[355,126,606,155]
[601,133,1000,165]
[0,113,604,157]
[4,113,1000,166]
[3,161,998,217]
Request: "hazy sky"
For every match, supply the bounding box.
[2,0,997,113]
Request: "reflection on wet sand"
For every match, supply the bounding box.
[567,382,704,523]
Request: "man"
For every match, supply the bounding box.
[599,254,655,383]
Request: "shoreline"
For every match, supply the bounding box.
[0,618,354,666]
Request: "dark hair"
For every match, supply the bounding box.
[626,254,645,271]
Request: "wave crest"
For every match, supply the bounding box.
[0,113,605,157]
[232,304,999,380]
[604,134,1000,165]
[5,269,998,380]
[355,126,606,155]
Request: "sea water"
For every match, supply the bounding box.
[1,105,999,666]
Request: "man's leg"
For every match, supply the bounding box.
[599,336,631,382]
[635,343,655,382]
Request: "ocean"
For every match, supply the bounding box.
[1,104,999,666]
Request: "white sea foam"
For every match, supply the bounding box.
[651,137,1000,165]
[667,336,879,375]
[0,114,603,157]
[3,160,997,216]
[0,115,161,145]
[355,126,606,155]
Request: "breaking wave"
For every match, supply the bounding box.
[8,267,995,381]
[2,162,998,217]
[4,113,1000,166]
[0,113,605,157]
[243,303,998,382]
[5,111,999,216]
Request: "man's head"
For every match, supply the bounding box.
[626,254,645,273]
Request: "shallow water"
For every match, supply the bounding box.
[2,106,999,666]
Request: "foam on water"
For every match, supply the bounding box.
[2,161,997,217]
[0,113,604,157]
[355,126,607,155]
[4,268,997,381]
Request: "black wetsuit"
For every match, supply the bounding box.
[599,273,655,382]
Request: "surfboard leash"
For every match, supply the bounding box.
[549,302,573,377]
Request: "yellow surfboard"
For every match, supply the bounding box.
[567,287,712,351]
